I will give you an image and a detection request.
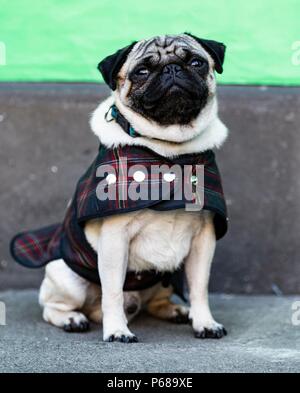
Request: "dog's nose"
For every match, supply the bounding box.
[162,63,182,77]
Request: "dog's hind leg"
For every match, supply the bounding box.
[39,259,91,332]
[144,284,189,324]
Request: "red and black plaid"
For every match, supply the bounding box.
[10,144,228,291]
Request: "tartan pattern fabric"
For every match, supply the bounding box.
[10,144,228,291]
[76,145,184,221]
[10,223,62,268]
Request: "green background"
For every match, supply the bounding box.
[0,0,299,85]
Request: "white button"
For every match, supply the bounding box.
[133,171,146,182]
[191,175,198,184]
[106,174,116,185]
[163,173,176,182]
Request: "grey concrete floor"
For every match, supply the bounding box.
[0,290,299,373]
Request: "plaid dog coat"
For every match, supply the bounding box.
[10,143,228,293]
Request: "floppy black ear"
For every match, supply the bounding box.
[97,41,137,90]
[184,32,226,74]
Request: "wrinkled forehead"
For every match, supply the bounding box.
[127,34,209,68]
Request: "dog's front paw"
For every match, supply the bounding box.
[104,330,138,343]
[193,321,227,339]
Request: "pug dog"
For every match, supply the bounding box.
[38,33,229,343]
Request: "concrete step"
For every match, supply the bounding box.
[1,84,300,293]
[0,290,299,372]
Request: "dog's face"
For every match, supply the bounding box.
[98,33,225,126]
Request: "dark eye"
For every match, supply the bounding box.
[135,67,150,76]
[190,59,204,67]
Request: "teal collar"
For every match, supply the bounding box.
[108,104,140,138]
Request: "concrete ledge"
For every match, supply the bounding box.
[0,291,299,373]
[1,84,300,293]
